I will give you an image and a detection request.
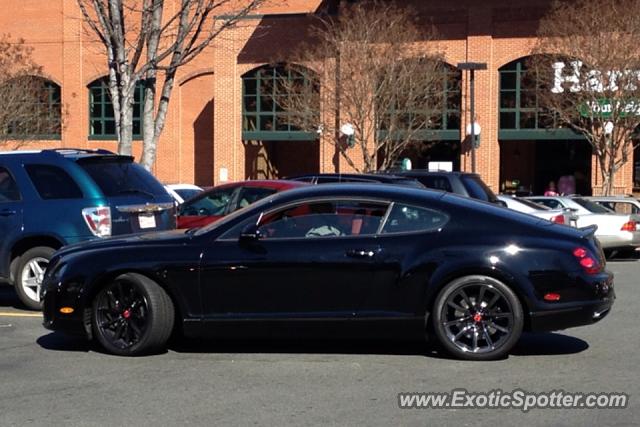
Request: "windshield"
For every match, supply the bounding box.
[572,198,615,214]
[193,193,278,236]
[79,158,167,197]
[461,175,497,202]
[175,188,202,201]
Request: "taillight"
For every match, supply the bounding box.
[572,246,600,274]
[551,214,565,224]
[621,221,637,231]
[82,206,112,238]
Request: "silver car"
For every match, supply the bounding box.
[497,195,578,226]
[526,196,640,251]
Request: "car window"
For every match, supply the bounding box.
[572,198,613,214]
[180,187,236,216]
[380,203,448,234]
[174,188,202,201]
[78,157,167,197]
[531,198,560,209]
[24,164,83,200]
[417,176,453,192]
[0,167,21,202]
[596,201,637,215]
[515,198,550,210]
[460,175,497,202]
[234,187,277,211]
[252,200,389,240]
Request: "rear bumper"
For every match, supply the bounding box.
[529,294,614,331]
[597,231,640,249]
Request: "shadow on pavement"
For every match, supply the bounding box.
[37,332,92,353]
[35,331,588,359]
[510,332,589,356]
[0,284,27,311]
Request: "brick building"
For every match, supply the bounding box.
[2,0,638,195]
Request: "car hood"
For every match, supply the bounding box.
[56,229,190,257]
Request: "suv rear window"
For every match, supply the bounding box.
[460,175,497,202]
[78,157,167,197]
[25,164,83,199]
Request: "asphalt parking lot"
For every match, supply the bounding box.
[0,260,638,426]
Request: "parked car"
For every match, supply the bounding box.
[164,183,203,204]
[177,180,307,229]
[288,173,425,188]
[497,195,578,226]
[43,184,614,360]
[584,195,640,215]
[381,170,506,206]
[526,196,640,252]
[0,148,176,309]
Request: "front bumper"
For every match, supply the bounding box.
[42,279,89,337]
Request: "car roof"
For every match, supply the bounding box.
[385,170,480,177]
[0,148,123,161]
[204,179,308,192]
[288,173,416,182]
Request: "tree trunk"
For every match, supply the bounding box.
[140,71,176,170]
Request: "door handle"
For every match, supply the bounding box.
[346,249,377,258]
[0,209,16,216]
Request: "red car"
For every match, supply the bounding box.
[176,180,307,229]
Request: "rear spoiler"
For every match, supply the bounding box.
[579,224,598,238]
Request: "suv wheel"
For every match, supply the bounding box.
[15,246,56,310]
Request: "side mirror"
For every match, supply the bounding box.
[239,223,262,245]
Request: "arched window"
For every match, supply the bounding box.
[377,61,461,141]
[88,78,143,139]
[242,65,318,141]
[4,77,61,139]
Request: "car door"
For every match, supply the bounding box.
[357,202,451,318]
[0,165,23,279]
[199,198,390,319]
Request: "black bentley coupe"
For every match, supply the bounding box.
[42,184,614,360]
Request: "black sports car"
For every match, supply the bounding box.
[42,184,614,360]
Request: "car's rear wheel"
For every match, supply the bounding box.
[432,275,523,361]
[92,273,174,356]
[15,246,56,310]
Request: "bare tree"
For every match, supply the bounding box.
[531,0,640,195]
[274,1,446,172]
[78,0,266,169]
[0,35,62,144]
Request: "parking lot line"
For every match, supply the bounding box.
[0,312,42,318]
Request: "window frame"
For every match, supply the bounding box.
[5,78,62,140]
[241,65,318,141]
[88,78,144,141]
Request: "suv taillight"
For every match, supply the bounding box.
[82,207,112,238]
[551,214,565,224]
[621,221,637,231]
[572,246,600,274]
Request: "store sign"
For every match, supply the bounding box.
[578,98,640,117]
[552,61,640,94]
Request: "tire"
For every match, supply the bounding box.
[432,275,524,361]
[92,273,175,356]
[14,246,56,310]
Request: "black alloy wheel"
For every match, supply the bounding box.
[432,275,523,361]
[92,273,174,356]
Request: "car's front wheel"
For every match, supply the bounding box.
[15,246,56,310]
[432,275,523,361]
[92,273,175,356]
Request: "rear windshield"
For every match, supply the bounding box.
[572,198,614,214]
[515,197,551,210]
[78,157,167,197]
[460,175,497,202]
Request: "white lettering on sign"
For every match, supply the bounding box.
[552,61,640,93]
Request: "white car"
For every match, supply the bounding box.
[526,196,640,251]
[497,195,578,226]
[584,195,640,215]
[164,184,203,204]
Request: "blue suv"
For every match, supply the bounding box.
[0,149,176,309]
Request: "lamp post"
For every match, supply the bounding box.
[457,62,487,173]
